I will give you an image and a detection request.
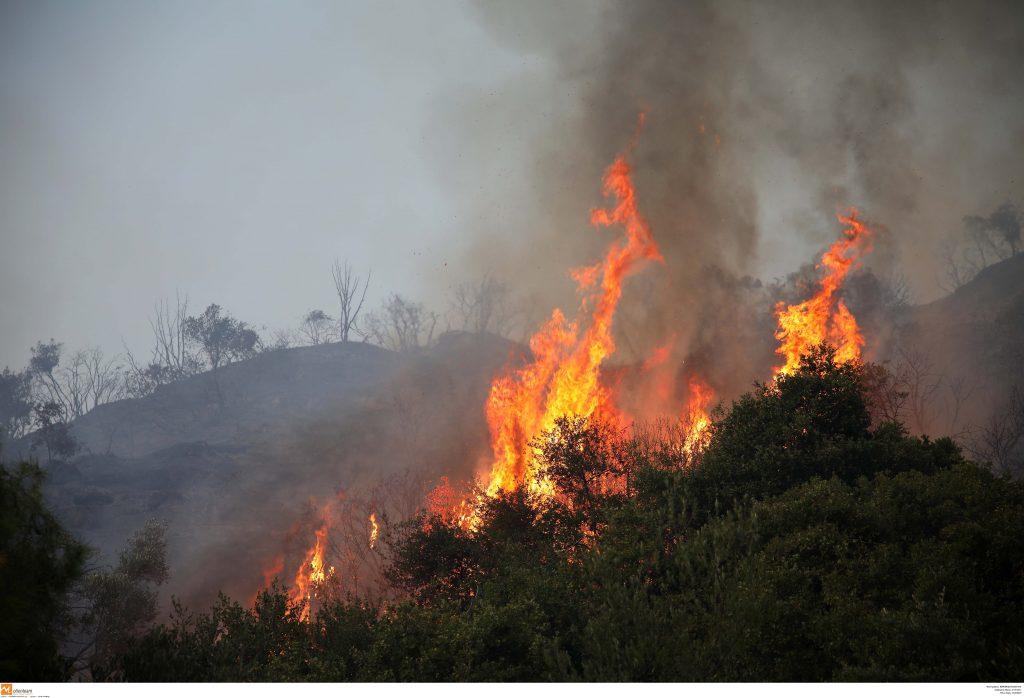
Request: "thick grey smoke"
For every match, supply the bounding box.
[432,0,1024,388]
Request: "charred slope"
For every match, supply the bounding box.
[35,341,396,460]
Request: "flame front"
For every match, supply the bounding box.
[774,210,873,376]
[253,111,891,615]
[482,144,662,499]
[289,520,330,620]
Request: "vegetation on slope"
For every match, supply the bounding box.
[107,348,1024,681]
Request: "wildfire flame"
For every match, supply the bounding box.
[774,209,873,376]
[426,476,478,529]
[257,129,882,617]
[368,512,379,549]
[481,135,662,500]
[284,497,344,620]
[289,520,329,620]
[682,375,714,458]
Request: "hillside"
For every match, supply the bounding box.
[896,254,1024,430]
[36,332,522,606]
[26,256,1024,606]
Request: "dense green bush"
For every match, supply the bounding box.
[0,461,88,679]
[114,347,1024,681]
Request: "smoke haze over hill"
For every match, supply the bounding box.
[3,0,1021,370]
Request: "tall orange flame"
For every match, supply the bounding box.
[481,139,662,499]
[368,512,379,549]
[682,375,714,458]
[289,519,330,620]
[774,209,873,376]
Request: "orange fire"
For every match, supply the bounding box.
[682,375,714,458]
[774,209,873,376]
[368,512,379,549]
[426,476,478,530]
[481,135,662,500]
[289,519,330,620]
[256,122,886,619]
[282,497,344,620]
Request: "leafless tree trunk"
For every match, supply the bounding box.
[896,343,942,434]
[359,294,438,352]
[860,361,909,425]
[28,346,126,425]
[966,387,1024,475]
[59,351,90,420]
[123,294,201,398]
[449,274,517,336]
[332,260,371,343]
[938,240,978,293]
[881,273,913,313]
[267,328,295,351]
[82,347,125,411]
[938,205,1021,292]
[151,293,197,377]
[942,376,976,439]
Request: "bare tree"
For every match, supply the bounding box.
[87,349,122,407]
[57,350,90,420]
[881,273,913,313]
[896,343,943,434]
[964,205,1020,264]
[449,274,517,336]
[121,352,171,400]
[860,361,909,425]
[966,387,1024,476]
[298,309,335,346]
[331,260,371,343]
[938,202,1021,292]
[939,239,978,293]
[150,294,200,379]
[266,327,296,351]
[123,295,202,398]
[359,294,438,352]
[25,343,125,421]
[942,375,976,439]
[67,349,125,418]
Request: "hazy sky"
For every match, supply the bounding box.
[0,0,538,368]
[3,1,1021,371]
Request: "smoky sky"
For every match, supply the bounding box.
[0,0,528,368]
[2,0,1022,370]
[439,0,1024,357]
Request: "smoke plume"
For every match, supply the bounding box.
[429,0,1023,391]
